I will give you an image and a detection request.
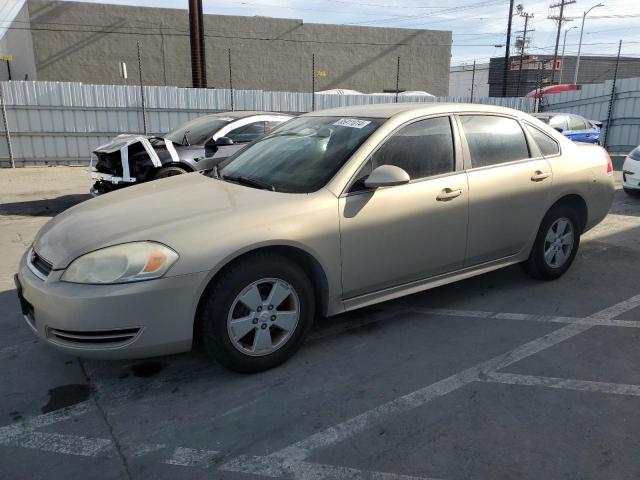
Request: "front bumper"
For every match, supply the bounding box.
[16,254,208,359]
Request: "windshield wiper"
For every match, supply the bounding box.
[223,174,276,192]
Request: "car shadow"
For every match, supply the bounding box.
[0,195,91,217]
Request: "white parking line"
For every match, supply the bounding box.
[252,295,640,468]
[223,455,441,480]
[483,372,640,397]
[1,295,639,478]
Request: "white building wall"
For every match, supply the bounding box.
[449,63,489,97]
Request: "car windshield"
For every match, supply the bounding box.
[630,146,640,161]
[163,116,233,146]
[216,116,383,193]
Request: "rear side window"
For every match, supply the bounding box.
[568,116,587,131]
[370,116,455,180]
[227,122,265,143]
[548,115,568,131]
[525,123,560,157]
[460,115,530,168]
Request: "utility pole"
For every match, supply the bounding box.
[548,0,576,85]
[502,0,515,97]
[515,10,534,96]
[188,0,207,88]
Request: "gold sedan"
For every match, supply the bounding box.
[16,103,615,372]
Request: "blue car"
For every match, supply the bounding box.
[533,112,601,144]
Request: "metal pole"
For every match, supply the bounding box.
[137,42,148,135]
[5,60,11,81]
[535,63,543,113]
[470,61,476,102]
[550,0,575,85]
[188,0,206,88]
[0,82,14,168]
[395,56,400,103]
[574,3,604,85]
[228,48,234,111]
[559,26,576,84]
[502,0,515,97]
[604,40,622,150]
[516,12,531,97]
[311,53,315,112]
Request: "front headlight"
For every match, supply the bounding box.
[61,242,179,284]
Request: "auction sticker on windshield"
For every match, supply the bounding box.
[333,118,372,129]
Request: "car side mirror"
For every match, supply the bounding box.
[364,165,410,189]
[214,136,234,146]
[554,127,564,133]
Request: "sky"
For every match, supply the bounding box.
[2,0,639,65]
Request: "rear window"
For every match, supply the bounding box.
[525,123,560,157]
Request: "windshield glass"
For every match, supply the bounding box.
[216,116,383,193]
[163,116,232,145]
[630,146,640,161]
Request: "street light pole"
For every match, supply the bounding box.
[559,25,577,84]
[573,3,604,85]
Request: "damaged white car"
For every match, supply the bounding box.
[89,111,292,195]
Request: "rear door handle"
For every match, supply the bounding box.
[436,188,462,201]
[531,171,551,182]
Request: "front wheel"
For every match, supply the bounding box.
[522,205,581,280]
[624,187,640,197]
[199,254,315,373]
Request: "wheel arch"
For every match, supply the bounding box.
[547,193,588,233]
[193,244,331,343]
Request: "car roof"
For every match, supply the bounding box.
[209,111,292,119]
[303,102,530,119]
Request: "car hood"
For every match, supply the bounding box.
[33,173,304,269]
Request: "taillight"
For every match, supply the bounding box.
[603,148,613,175]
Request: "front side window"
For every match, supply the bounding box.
[460,115,530,168]
[217,116,383,193]
[370,117,455,180]
[163,116,231,146]
[226,122,266,143]
[525,123,560,157]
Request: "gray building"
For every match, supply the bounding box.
[0,0,452,95]
[488,54,640,97]
[449,63,489,97]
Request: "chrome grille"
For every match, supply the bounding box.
[47,327,141,347]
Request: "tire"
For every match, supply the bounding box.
[153,165,189,179]
[623,187,640,197]
[199,254,315,373]
[522,205,581,281]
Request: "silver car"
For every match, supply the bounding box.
[15,104,614,373]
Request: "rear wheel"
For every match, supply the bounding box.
[522,205,580,280]
[153,165,189,179]
[199,254,315,373]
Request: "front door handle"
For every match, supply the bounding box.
[531,171,551,182]
[436,188,463,201]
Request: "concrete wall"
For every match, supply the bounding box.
[449,63,489,97]
[25,0,451,95]
[0,2,37,82]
